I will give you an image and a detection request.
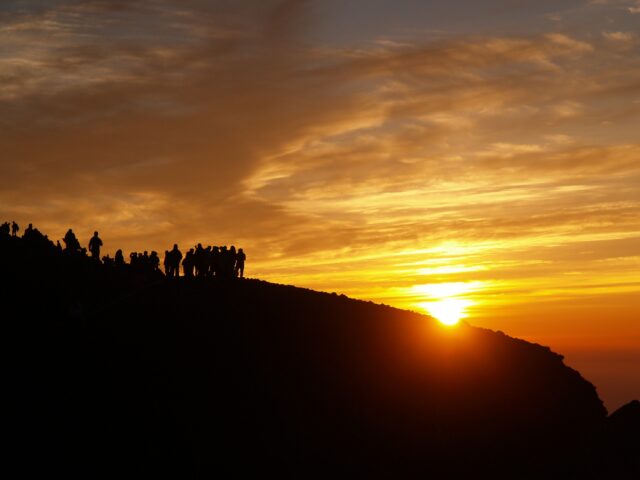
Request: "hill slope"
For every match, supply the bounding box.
[2,233,635,478]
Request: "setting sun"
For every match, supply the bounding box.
[412,282,479,326]
[420,298,472,326]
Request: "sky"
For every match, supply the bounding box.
[1,0,639,410]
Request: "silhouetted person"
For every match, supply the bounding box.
[168,244,182,278]
[88,231,103,260]
[229,246,237,278]
[204,246,213,277]
[236,248,246,278]
[11,221,19,237]
[163,250,170,276]
[24,223,34,239]
[211,246,220,277]
[218,246,229,278]
[0,222,9,237]
[63,228,81,253]
[183,248,195,278]
[115,249,125,267]
[150,251,160,272]
[194,243,206,278]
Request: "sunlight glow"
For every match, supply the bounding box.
[416,265,487,276]
[411,281,483,298]
[412,282,481,326]
[419,298,472,326]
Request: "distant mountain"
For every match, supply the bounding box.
[1,232,637,478]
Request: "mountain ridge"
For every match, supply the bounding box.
[1,230,637,478]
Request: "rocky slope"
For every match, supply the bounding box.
[2,232,635,478]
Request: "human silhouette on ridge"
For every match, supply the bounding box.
[115,249,125,267]
[63,228,81,253]
[166,244,182,278]
[88,231,103,260]
[236,248,246,278]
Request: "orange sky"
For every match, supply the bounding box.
[1,0,638,410]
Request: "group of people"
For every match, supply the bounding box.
[63,228,104,260]
[2,222,247,279]
[2,221,52,246]
[0,220,20,237]
[163,244,246,279]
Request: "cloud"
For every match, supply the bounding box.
[0,1,639,317]
[603,31,637,45]
[599,0,640,12]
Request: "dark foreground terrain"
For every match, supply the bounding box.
[2,233,638,479]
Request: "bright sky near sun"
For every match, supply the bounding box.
[1,0,639,409]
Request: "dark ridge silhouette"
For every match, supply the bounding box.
[1,227,637,479]
[596,400,640,476]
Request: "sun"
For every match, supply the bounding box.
[412,282,479,327]
[419,298,471,326]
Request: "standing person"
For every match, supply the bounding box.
[211,246,220,277]
[63,228,80,252]
[169,244,182,278]
[163,250,170,276]
[229,246,237,278]
[142,251,150,269]
[204,246,213,277]
[194,243,205,278]
[220,246,230,278]
[150,251,160,272]
[183,248,195,278]
[114,249,125,267]
[236,248,246,278]
[88,231,103,260]
[11,221,19,237]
